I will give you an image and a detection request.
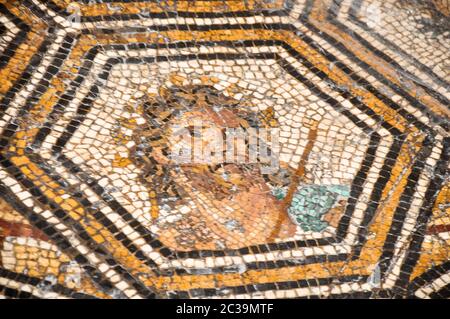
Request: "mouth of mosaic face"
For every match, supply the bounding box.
[110,84,350,251]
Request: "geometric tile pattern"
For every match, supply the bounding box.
[0,0,448,298]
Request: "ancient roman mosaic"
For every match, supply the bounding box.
[0,0,448,299]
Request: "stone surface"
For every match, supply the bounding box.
[0,0,448,299]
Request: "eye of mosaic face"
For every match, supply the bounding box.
[0,0,448,300]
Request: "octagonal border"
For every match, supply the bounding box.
[0,23,441,297]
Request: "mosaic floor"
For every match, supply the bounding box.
[0,0,448,299]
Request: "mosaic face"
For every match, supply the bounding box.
[0,0,448,299]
